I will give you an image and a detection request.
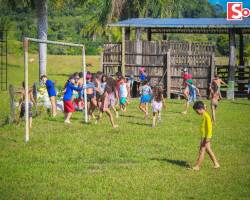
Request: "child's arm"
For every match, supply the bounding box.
[196,87,201,97]
[220,79,227,86]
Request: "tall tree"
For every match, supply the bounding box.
[36,0,48,76]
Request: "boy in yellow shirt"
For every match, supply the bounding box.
[192,101,220,171]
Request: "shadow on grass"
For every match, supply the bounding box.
[119,114,135,118]
[231,101,250,106]
[128,121,151,127]
[151,158,190,168]
[167,110,182,114]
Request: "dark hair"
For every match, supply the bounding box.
[73,72,79,77]
[193,101,205,110]
[40,75,47,80]
[142,80,148,86]
[79,72,83,78]
[153,86,163,102]
[105,77,116,94]
[101,74,107,82]
[116,71,122,78]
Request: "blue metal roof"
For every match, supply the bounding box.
[109,18,250,28]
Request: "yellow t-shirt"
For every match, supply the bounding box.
[200,112,212,138]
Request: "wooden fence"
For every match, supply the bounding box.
[216,65,250,97]
[102,40,215,97]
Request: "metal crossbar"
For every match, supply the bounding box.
[23,37,88,142]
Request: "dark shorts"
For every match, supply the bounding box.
[87,94,95,102]
[20,103,32,118]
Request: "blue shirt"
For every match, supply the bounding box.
[46,80,56,97]
[63,82,82,101]
[139,73,146,81]
[140,85,152,96]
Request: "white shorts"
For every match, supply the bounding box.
[152,100,162,113]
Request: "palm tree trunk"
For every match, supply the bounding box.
[37,0,48,77]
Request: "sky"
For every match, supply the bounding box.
[209,0,250,10]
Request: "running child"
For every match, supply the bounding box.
[212,75,227,99]
[192,101,220,171]
[63,75,82,123]
[18,81,36,128]
[85,72,97,121]
[40,75,57,117]
[182,68,192,99]
[152,85,165,127]
[139,80,152,119]
[210,81,220,123]
[182,80,200,114]
[100,77,118,128]
[119,76,128,112]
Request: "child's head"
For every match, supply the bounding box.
[101,74,107,83]
[86,73,92,82]
[139,67,145,73]
[214,74,219,79]
[193,101,206,115]
[116,71,122,80]
[153,86,163,102]
[79,72,83,78]
[142,80,148,86]
[68,75,76,84]
[40,75,47,83]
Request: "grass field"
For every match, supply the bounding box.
[0,99,250,199]
[0,54,250,199]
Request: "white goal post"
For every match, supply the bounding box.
[23,37,88,142]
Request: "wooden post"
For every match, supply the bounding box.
[163,34,167,40]
[125,27,130,40]
[136,28,142,66]
[167,51,171,99]
[100,52,103,72]
[147,28,152,41]
[210,52,215,82]
[8,84,15,123]
[227,29,236,100]
[238,33,245,93]
[121,27,126,76]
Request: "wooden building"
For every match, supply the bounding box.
[103,18,250,99]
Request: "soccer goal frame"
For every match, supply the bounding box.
[23,37,88,142]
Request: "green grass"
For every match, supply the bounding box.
[0,99,250,199]
[0,54,250,199]
[0,54,100,125]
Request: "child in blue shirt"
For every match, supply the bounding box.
[63,76,83,123]
[40,75,57,117]
[139,80,152,119]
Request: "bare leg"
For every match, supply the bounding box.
[111,106,119,118]
[29,117,32,128]
[152,112,157,127]
[182,100,189,114]
[104,108,118,128]
[139,103,146,114]
[211,104,216,123]
[50,96,57,117]
[145,103,149,118]
[64,112,72,123]
[206,141,220,168]
[193,139,206,170]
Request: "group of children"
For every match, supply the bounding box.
[18,66,227,171]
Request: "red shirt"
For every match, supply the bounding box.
[183,73,192,86]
